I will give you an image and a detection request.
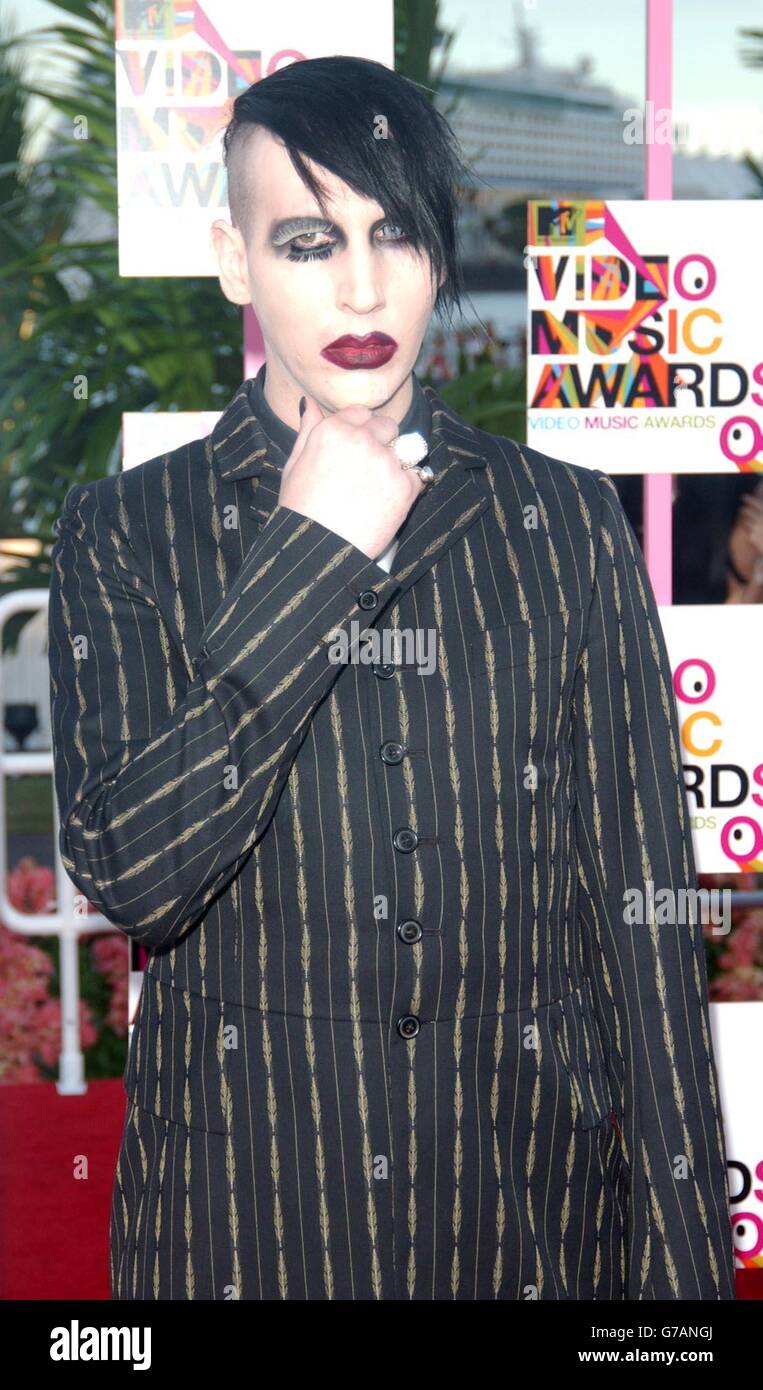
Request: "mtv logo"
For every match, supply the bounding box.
[536,204,578,241]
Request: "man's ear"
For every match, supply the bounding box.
[210,219,251,306]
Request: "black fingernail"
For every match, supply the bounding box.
[298,396,306,418]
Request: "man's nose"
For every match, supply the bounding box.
[336,243,385,316]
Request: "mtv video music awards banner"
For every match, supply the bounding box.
[115,0,393,276]
[660,605,763,874]
[526,201,763,473]
[712,1000,763,1277]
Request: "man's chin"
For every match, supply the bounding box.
[313,365,411,415]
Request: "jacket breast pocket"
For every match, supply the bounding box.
[550,977,613,1131]
[468,606,582,678]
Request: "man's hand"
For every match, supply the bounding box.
[278,395,427,561]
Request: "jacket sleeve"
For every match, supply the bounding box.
[571,469,736,1300]
[48,481,401,951]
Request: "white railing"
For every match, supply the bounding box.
[0,589,119,1095]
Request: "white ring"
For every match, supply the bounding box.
[391,431,429,466]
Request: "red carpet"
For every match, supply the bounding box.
[0,1079,126,1300]
[0,1078,756,1301]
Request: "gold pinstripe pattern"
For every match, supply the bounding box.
[464,533,509,1299]
[254,839,288,1299]
[388,605,422,1299]
[614,490,730,1223]
[431,572,468,1299]
[481,456,545,1296]
[152,1127,167,1298]
[605,504,721,1295]
[329,690,383,1298]
[49,378,735,1300]
[570,477,732,1298]
[289,763,335,1298]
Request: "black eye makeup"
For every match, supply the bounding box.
[269,216,408,263]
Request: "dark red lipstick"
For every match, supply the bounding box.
[320,332,398,370]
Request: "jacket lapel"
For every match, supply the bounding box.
[208,380,285,523]
[385,388,491,601]
[209,379,493,601]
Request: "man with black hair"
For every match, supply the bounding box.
[49,56,736,1301]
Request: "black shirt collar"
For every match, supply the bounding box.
[246,365,432,462]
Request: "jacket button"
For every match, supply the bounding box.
[380,740,405,765]
[397,919,423,944]
[392,827,418,853]
[397,1014,420,1039]
[373,662,396,679]
[357,589,378,610]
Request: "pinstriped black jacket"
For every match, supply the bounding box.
[47,374,736,1300]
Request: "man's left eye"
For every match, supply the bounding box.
[377,223,405,242]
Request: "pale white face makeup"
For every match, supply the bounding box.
[211,126,442,429]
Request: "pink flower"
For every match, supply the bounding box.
[707,906,763,1003]
[0,857,107,1082]
[91,933,129,1035]
[7,856,56,915]
[0,920,96,1081]
[30,997,98,1068]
